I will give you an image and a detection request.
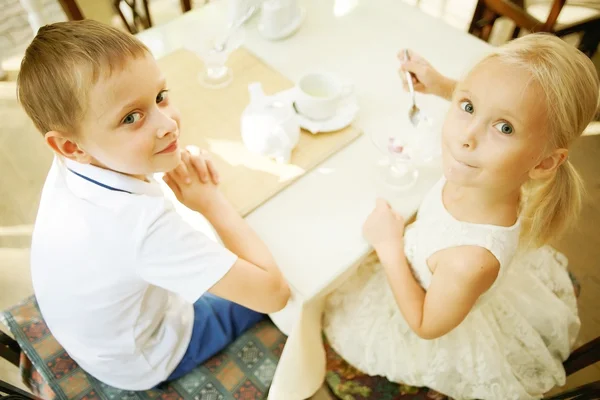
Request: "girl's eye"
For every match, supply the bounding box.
[123,112,141,125]
[493,121,514,135]
[157,90,169,103]
[460,101,474,114]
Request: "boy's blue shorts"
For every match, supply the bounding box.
[164,293,265,383]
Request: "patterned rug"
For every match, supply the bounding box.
[324,339,449,400]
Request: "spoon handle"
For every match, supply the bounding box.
[215,6,257,51]
[403,49,416,107]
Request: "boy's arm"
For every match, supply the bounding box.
[198,191,290,312]
[163,151,290,313]
[376,243,499,339]
[200,190,280,276]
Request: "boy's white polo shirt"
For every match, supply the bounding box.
[31,157,238,390]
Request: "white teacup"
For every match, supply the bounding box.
[259,0,300,38]
[295,72,353,121]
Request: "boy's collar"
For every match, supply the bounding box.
[63,158,163,197]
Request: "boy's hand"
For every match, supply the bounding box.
[170,147,219,185]
[363,199,405,251]
[398,49,456,101]
[163,149,225,214]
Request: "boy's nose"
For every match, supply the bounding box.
[155,112,178,138]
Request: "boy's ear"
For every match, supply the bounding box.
[45,131,93,164]
[529,148,568,180]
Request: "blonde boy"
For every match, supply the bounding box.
[18,20,290,390]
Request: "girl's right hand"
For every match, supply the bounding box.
[363,199,405,252]
[398,50,456,101]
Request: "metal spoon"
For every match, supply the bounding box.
[213,6,257,52]
[403,49,423,127]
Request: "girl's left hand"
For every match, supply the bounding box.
[363,199,405,250]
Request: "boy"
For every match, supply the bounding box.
[18,20,290,390]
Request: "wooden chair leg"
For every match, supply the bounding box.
[114,0,137,34]
[563,336,600,376]
[56,0,84,20]
[142,0,152,28]
[544,380,600,400]
[480,8,498,42]
[180,0,192,12]
[468,0,499,42]
[578,26,600,58]
[468,0,487,36]
[131,0,151,30]
[113,0,152,34]
[0,379,42,399]
[510,0,525,38]
[0,330,20,367]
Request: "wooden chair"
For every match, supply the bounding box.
[468,0,600,57]
[0,329,38,400]
[547,337,600,399]
[0,327,40,399]
[56,0,148,33]
[57,0,152,34]
[113,0,153,34]
[55,0,195,34]
[0,380,41,400]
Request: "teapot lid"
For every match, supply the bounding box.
[248,82,266,104]
[247,83,293,119]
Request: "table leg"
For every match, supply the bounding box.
[269,297,327,400]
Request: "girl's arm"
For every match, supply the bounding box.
[377,243,499,339]
[398,50,457,101]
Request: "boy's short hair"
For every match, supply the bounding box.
[17,20,150,135]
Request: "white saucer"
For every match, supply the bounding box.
[293,98,359,134]
[258,7,306,41]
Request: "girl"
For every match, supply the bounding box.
[323,33,599,400]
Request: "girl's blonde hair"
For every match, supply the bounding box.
[482,34,599,247]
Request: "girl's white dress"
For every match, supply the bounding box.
[323,177,580,400]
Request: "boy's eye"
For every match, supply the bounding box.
[157,90,169,103]
[459,101,474,114]
[493,121,514,135]
[123,112,141,125]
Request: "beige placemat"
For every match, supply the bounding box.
[158,48,362,216]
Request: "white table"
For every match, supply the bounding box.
[138,2,492,398]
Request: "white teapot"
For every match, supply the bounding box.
[241,82,300,163]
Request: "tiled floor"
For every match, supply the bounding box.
[1,0,599,398]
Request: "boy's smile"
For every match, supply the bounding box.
[156,139,179,155]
